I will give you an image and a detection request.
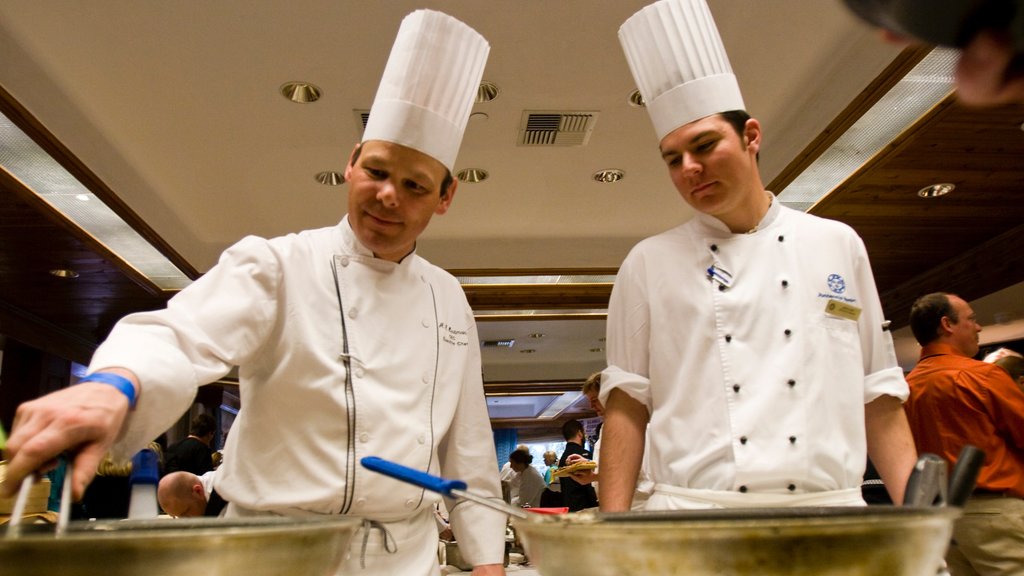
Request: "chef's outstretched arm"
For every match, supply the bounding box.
[598,389,649,512]
[865,394,917,505]
[1,367,138,501]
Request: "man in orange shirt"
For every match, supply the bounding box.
[904,292,1024,575]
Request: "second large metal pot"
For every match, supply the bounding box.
[516,506,958,576]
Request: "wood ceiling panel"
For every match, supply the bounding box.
[0,174,170,363]
[812,96,1024,330]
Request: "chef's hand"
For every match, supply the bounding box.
[471,563,505,575]
[955,30,1024,106]
[1,369,136,500]
[565,454,598,485]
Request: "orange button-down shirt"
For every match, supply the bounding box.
[905,343,1024,498]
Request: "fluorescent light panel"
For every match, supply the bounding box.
[457,274,614,286]
[0,111,191,290]
[777,48,958,211]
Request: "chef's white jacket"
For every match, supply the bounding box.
[601,196,907,506]
[92,216,506,569]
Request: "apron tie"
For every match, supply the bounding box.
[359,519,398,568]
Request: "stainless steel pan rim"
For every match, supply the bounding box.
[0,516,362,576]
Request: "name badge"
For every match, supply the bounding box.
[825,299,861,321]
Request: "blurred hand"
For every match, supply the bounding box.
[565,454,598,485]
[955,30,1024,106]
[1,380,132,500]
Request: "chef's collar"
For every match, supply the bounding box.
[694,191,779,236]
[339,215,418,264]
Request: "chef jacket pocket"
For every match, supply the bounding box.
[812,314,863,371]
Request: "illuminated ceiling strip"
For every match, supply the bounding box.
[474,309,607,320]
[0,112,191,290]
[536,391,583,419]
[457,274,615,286]
[777,48,957,211]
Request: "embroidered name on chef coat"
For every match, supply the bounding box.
[438,322,470,347]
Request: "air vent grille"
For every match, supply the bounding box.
[517,111,598,147]
[354,110,370,136]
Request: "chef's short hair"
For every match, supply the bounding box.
[582,372,602,395]
[719,110,759,163]
[909,292,956,346]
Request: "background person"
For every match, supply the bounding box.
[993,355,1024,390]
[567,372,654,510]
[158,470,227,518]
[508,449,545,509]
[1,10,505,576]
[598,0,916,512]
[903,292,1024,576]
[558,419,598,512]
[163,413,216,476]
[538,450,562,508]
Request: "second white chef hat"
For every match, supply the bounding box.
[362,9,489,172]
[619,0,745,142]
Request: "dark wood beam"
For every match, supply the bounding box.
[881,223,1024,330]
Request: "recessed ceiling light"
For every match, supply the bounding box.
[593,169,624,183]
[457,168,488,183]
[280,81,322,103]
[589,348,604,353]
[917,182,954,198]
[316,171,345,186]
[476,81,499,103]
[529,333,545,339]
[628,89,646,107]
[49,268,79,279]
[519,349,536,354]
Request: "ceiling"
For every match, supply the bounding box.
[1,1,1022,440]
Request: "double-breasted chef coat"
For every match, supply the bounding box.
[93,216,506,574]
[601,195,908,508]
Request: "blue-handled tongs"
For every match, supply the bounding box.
[361,456,529,519]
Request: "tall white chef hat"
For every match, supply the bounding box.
[362,9,489,172]
[619,0,745,142]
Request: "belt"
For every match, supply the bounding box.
[972,489,1008,497]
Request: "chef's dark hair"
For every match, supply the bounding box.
[719,110,759,163]
[348,143,455,198]
[509,449,534,465]
[909,292,957,346]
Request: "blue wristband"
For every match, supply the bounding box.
[79,372,137,409]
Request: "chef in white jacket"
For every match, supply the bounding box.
[598,0,918,512]
[2,9,506,576]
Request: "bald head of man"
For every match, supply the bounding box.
[158,471,207,517]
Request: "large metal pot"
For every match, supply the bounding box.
[515,506,959,576]
[0,515,361,576]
